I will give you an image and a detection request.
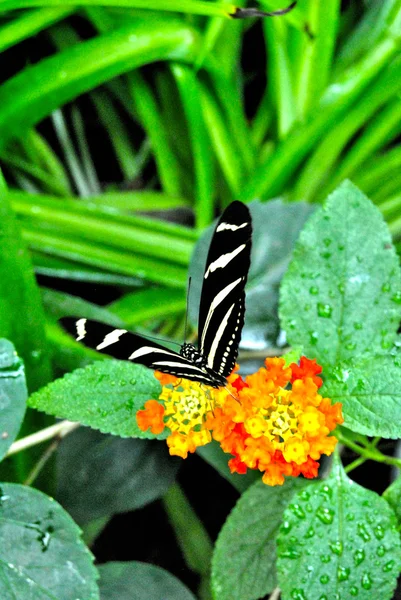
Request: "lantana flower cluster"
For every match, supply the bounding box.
[137,356,343,486]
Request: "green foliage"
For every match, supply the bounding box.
[1,1,401,599]
[277,456,401,600]
[27,361,163,438]
[0,483,99,599]
[211,479,308,600]
[98,561,196,600]
[0,340,27,460]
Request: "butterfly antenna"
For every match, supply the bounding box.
[183,276,192,344]
[139,332,181,348]
[224,385,241,403]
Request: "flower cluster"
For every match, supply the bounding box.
[136,356,343,486]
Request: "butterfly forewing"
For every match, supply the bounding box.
[60,201,252,387]
[60,317,221,386]
[198,201,252,377]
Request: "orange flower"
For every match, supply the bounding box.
[136,356,343,486]
[136,399,165,435]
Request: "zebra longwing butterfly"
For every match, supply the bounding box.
[60,201,252,388]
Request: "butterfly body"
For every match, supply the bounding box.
[61,201,252,388]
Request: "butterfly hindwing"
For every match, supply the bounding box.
[198,201,252,377]
[60,317,219,386]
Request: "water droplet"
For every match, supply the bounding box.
[320,574,330,584]
[304,304,311,312]
[309,331,319,345]
[353,549,365,566]
[357,523,371,542]
[30,349,43,364]
[381,339,392,350]
[376,545,386,557]
[305,503,313,513]
[346,512,355,522]
[337,244,344,251]
[305,527,315,539]
[281,520,292,534]
[330,541,343,555]
[279,549,301,559]
[353,322,362,330]
[382,283,391,292]
[337,566,350,582]
[120,379,127,386]
[317,303,332,319]
[323,238,332,247]
[309,286,319,295]
[319,596,328,600]
[289,503,306,519]
[391,291,401,304]
[290,588,307,600]
[345,342,356,351]
[338,282,345,294]
[350,586,358,596]
[320,251,331,260]
[320,554,331,564]
[361,573,372,590]
[299,490,310,501]
[320,485,333,499]
[316,507,334,524]
[130,378,137,385]
[383,560,394,572]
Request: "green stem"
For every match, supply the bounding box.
[163,482,213,600]
[337,431,401,470]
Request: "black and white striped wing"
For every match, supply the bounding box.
[198,201,252,378]
[60,317,219,386]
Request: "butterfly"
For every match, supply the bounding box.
[60,200,252,388]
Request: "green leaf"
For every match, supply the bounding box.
[0,186,52,391]
[0,340,27,461]
[28,361,163,439]
[324,354,401,438]
[57,427,178,524]
[189,200,315,347]
[279,181,401,368]
[277,455,401,600]
[383,474,401,528]
[211,478,308,600]
[0,482,99,599]
[98,561,196,600]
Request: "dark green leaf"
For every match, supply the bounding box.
[57,427,178,524]
[0,482,99,599]
[28,361,163,439]
[323,354,401,437]
[0,340,27,461]
[280,181,401,367]
[189,200,314,347]
[277,455,401,600]
[98,561,196,600]
[211,478,308,600]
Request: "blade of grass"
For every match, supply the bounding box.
[0,6,74,53]
[71,105,101,195]
[21,225,188,287]
[129,70,184,197]
[0,17,202,152]
[107,286,186,326]
[172,64,214,229]
[239,33,401,200]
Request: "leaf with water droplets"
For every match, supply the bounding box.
[212,478,308,600]
[28,361,163,439]
[0,339,27,461]
[277,455,401,600]
[324,355,401,437]
[56,427,178,525]
[98,561,196,600]
[0,483,99,599]
[280,181,401,368]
